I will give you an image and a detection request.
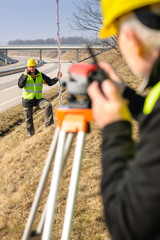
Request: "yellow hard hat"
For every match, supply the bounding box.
[27,58,36,67]
[99,0,160,38]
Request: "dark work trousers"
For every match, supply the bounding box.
[23,98,54,137]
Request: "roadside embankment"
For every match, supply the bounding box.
[0,49,140,239]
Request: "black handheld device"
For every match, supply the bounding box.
[87,45,110,88]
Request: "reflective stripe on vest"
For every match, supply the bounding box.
[22,72,43,99]
[143,81,160,115]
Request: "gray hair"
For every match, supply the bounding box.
[119,13,160,49]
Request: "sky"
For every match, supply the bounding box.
[0,0,95,45]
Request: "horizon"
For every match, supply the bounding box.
[0,36,99,47]
[0,0,98,46]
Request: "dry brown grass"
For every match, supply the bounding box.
[0,49,141,240]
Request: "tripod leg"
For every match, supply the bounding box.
[36,132,75,235]
[42,130,73,240]
[62,132,74,166]
[61,131,86,240]
[36,204,46,235]
[22,127,60,240]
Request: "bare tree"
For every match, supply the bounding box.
[71,0,118,51]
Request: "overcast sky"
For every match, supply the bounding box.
[0,0,94,45]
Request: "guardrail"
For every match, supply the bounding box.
[0,44,110,64]
[0,44,109,51]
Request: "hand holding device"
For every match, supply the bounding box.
[25,68,30,76]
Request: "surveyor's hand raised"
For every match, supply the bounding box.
[25,68,30,76]
[57,71,62,79]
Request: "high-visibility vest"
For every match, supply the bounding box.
[22,72,43,100]
[143,81,160,115]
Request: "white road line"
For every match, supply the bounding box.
[1,86,19,92]
[0,80,12,84]
[0,96,21,107]
[0,78,19,84]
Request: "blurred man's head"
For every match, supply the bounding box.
[99,1,160,86]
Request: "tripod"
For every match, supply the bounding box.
[22,107,93,240]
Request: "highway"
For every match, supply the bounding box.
[0,57,72,113]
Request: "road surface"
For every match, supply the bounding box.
[0,57,72,113]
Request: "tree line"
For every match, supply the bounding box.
[8,36,95,45]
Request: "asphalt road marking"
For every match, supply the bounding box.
[1,85,19,92]
[0,96,21,107]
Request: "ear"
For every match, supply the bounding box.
[123,28,143,56]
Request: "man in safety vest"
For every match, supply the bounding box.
[88,1,160,239]
[18,58,61,138]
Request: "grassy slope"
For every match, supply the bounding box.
[0,49,140,240]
